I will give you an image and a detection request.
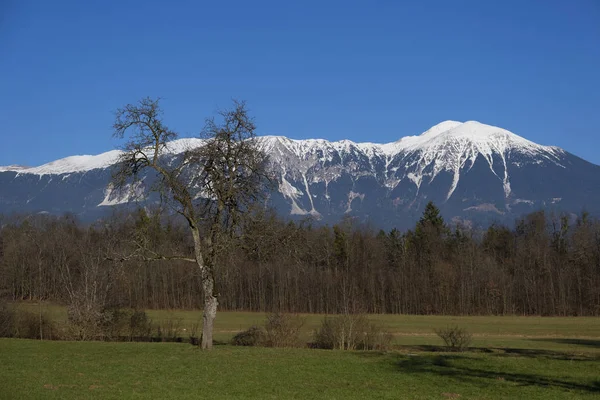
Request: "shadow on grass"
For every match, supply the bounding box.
[530,338,600,349]
[390,353,600,394]
[494,347,599,361]
[392,344,599,361]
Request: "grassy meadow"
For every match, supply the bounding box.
[2,302,599,399]
[15,301,600,352]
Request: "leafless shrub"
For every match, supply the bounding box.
[231,325,266,346]
[189,321,201,346]
[129,310,152,340]
[313,314,392,350]
[14,310,59,340]
[0,301,15,337]
[154,318,183,342]
[66,300,105,340]
[0,301,62,340]
[263,313,305,348]
[101,308,131,340]
[435,325,472,351]
[362,322,394,351]
[67,306,153,342]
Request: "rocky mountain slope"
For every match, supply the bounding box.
[1,121,599,229]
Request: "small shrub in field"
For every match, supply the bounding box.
[264,313,305,348]
[67,302,105,340]
[435,325,472,351]
[0,301,16,337]
[98,309,152,341]
[313,316,344,349]
[231,326,265,346]
[15,310,58,340]
[68,307,153,341]
[153,318,183,342]
[0,301,61,340]
[101,308,132,340]
[189,321,200,346]
[313,314,392,351]
[363,322,394,351]
[129,310,152,340]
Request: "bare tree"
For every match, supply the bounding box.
[111,97,269,349]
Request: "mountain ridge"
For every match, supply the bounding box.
[1,120,599,229]
[0,120,572,174]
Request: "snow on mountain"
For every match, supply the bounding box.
[0,165,29,172]
[0,120,566,205]
[258,120,562,166]
[18,151,123,175]
[164,138,205,154]
[255,121,565,203]
[386,120,565,201]
[0,121,568,199]
[399,120,563,158]
[1,138,207,176]
[1,121,597,229]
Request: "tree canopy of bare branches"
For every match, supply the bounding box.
[111,97,269,349]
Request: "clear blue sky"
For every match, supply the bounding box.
[1,0,599,166]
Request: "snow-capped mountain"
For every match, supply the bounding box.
[1,121,599,229]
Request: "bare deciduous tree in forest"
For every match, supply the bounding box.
[111,97,269,349]
[2,205,600,319]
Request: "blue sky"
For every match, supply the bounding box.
[1,0,599,166]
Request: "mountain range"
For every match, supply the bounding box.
[1,120,599,229]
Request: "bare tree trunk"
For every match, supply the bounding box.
[201,277,218,350]
[191,226,218,350]
[38,257,43,340]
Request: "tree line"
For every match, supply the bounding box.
[1,202,599,316]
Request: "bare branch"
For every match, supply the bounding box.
[106,254,196,263]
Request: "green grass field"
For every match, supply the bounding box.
[1,338,599,399]
[16,302,600,353]
[3,303,599,399]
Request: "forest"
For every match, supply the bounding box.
[0,202,599,317]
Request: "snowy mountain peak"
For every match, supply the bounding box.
[1,121,565,177]
[416,120,463,138]
[443,121,529,142]
[397,120,548,152]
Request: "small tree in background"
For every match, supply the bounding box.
[435,325,472,351]
[417,201,446,237]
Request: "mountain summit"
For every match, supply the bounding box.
[1,121,598,228]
